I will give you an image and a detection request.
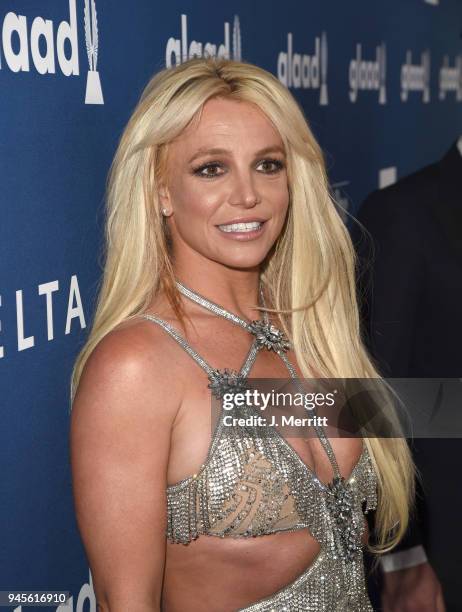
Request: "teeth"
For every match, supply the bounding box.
[218,221,263,233]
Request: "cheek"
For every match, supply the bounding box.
[261,173,289,200]
[267,181,290,216]
[168,180,225,244]
[171,179,221,220]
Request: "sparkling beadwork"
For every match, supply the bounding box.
[140,282,378,611]
[248,320,291,353]
[325,476,362,562]
[207,368,250,399]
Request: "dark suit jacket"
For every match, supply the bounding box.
[351,141,462,608]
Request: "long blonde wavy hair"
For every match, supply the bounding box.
[71,56,414,555]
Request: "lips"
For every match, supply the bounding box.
[216,217,267,225]
[218,220,264,233]
[216,217,267,230]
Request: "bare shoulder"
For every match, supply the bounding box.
[72,316,184,423]
[69,316,180,608]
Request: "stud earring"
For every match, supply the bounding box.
[161,208,171,217]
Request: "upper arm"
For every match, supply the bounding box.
[70,322,180,611]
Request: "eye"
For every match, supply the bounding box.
[256,158,285,174]
[193,162,225,179]
[192,158,285,179]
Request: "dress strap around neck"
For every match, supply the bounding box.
[139,313,260,379]
[140,313,215,376]
[175,280,269,329]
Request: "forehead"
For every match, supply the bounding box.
[172,97,283,152]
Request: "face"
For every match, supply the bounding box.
[159,97,290,271]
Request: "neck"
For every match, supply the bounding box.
[173,261,262,321]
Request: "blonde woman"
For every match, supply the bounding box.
[70,57,414,611]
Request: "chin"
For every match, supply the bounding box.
[216,253,270,271]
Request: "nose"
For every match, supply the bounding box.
[228,169,261,208]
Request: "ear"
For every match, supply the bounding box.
[157,183,170,206]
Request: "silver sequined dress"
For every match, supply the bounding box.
[140,283,378,611]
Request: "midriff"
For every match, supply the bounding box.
[161,520,369,612]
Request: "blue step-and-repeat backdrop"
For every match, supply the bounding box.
[1,1,461,610]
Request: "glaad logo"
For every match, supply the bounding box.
[55,568,95,611]
[439,55,462,102]
[349,42,386,104]
[84,0,103,104]
[401,50,431,103]
[0,0,104,105]
[0,1,79,76]
[165,14,242,67]
[277,32,328,105]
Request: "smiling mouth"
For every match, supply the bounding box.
[217,221,265,233]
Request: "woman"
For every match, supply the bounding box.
[70,57,414,611]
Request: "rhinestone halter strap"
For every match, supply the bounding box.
[175,279,343,479]
[174,280,367,561]
[140,278,376,569]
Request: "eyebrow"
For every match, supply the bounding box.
[187,145,286,164]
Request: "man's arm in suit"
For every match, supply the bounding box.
[351,187,445,611]
[351,186,426,379]
[351,186,426,553]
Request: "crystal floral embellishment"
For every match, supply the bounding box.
[207,368,250,400]
[248,320,291,353]
[325,476,361,562]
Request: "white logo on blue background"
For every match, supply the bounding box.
[232,15,241,62]
[349,42,386,104]
[0,0,79,76]
[401,50,431,103]
[277,31,329,105]
[439,55,462,102]
[0,1,104,105]
[84,0,104,104]
[165,14,242,66]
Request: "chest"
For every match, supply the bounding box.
[167,340,363,487]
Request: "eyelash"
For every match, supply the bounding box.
[192,158,285,179]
